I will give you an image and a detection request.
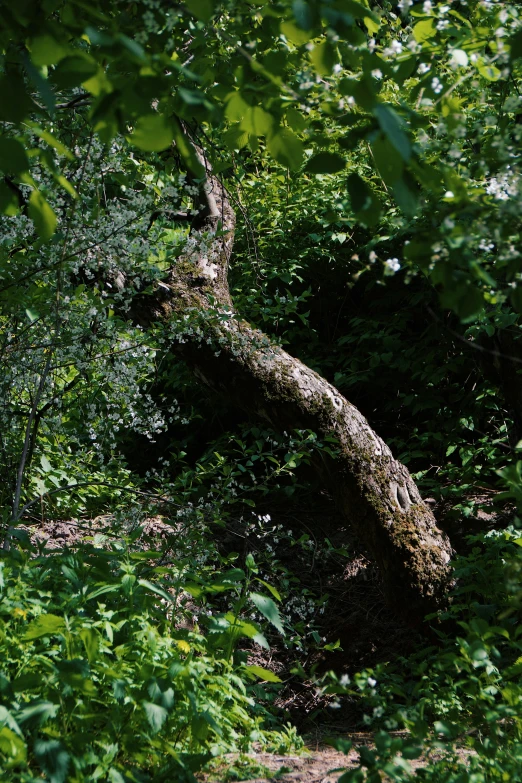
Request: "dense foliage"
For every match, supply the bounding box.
[2,0,522,780]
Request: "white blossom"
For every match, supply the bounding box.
[385,258,401,273]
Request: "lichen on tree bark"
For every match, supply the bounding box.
[141,150,453,620]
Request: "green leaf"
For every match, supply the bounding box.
[29,35,68,66]
[510,29,522,61]
[40,455,52,472]
[55,174,79,200]
[240,106,274,137]
[129,114,173,152]
[24,613,65,640]
[143,701,168,733]
[17,700,59,725]
[225,92,250,122]
[478,64,501,82]
[0,137,29,174]
[0,707,23,738]
[267,129,304,170]
[86,583,120,601]
[374,105,410,161]
[364,15,380,35]
[0,75,37,124]
[371,135,403,186]
[0,182,19,215]
[79,627,100,663]
[138,578,175,603]
[280,21,311,45]
[27,125,75,160]
[0,727,26,765]
[51,55,98,90]
[28,191,57,241]
[413,19,436,43]
[392,176,418,216]
[255,579,281,601]
[23,55,56,115]
[305,151,346,174]
[185,0,214,22]
[34,739,70,783]
[510,287,522,313]
[244,664,282,683]
[286,107,308,132]
[223,124,249,150]
[310,41,336,76]
[347,172,381,226]
[338,0,379,23]
[250,592,284,634]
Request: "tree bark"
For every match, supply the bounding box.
[139,154,453,620]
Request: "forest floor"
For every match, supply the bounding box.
[21,491,496,781]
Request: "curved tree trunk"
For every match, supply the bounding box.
[140,154,453,620]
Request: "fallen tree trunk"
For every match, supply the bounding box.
[138,153,453,619]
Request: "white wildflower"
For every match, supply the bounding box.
[385,258,401,273]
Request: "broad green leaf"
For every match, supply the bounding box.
[225,91,250,122]
[142,701,168,733]
[23,55,55,115]
[40,455,52,472]
[267,129,303,170]
[374,105,410,161]
[0,727,26,764]
[478,64,501,82]
[117,33,147,62]
[250,592,284,634]
[79,627,100,663]
[51,55,98,90]
[0,137,29,175]
[255,579,281,601]
[364,15,380,35]
[510,29,522,61]
[338,0,379,23]
[371,136,403,186]
[185,0,214,22]
[310,41,336,76]
[240,106,274,137]
[280,21,311,45]
[184,582,204,598]
[305,151,346,174]
[0,707,23,738]
[0,75,37,123]
[285,107,308,132]
[26,125,75,160]
[244,664,282,683]
[24,613,65,640]
[138,578,175,603]
[0,182,19,215]
[17,700,59,724]
[29,35,68,66]
[413,19,435,43]
[339,76,377,110]
[55,174,79,199]
[178,87,212,108]
[86,583,120,601]
[130,114,173,152]
[393,176,418,216]
[510,287,522,313]
[347,172,381,226]
[28,191,57,241]
[34,739,70,783]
